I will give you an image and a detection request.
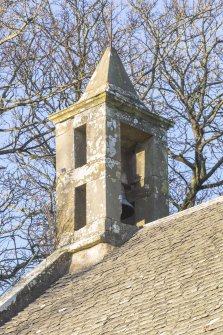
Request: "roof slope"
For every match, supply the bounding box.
[1,197,223,335]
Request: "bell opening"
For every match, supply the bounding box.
[120,122,151,226]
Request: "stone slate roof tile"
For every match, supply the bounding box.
[1,197,223,334]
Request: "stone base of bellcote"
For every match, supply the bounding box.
[57,218,141,249]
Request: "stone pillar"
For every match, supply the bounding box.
[55,119,75,245]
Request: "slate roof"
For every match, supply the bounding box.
[1,196,223,335]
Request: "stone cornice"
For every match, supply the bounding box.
[48,91,173,128]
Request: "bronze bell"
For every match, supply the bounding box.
[120,192,134,220]
[120,172,134,221]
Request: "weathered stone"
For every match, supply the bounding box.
[106,116,121,161]
[56,178,74,245]
[56,119,74,172]
[79,47,139,103]
[87,116,106,162]
[69,243,116,273]
[86,177,106,224]
[48,47,171,247]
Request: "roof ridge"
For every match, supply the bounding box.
[143,195,223,231]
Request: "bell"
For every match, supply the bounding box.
[120,193,135,220]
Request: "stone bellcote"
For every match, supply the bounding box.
[49,47,171,248]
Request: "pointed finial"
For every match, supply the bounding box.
[110,1,113,48]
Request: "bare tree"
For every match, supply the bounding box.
[128,0,223,210]
[1,0,223,293]
[0,0,109,292]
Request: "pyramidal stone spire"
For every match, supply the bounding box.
[79,47,141,104]
[47,44,171,253]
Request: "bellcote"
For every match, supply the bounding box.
[49,47,171,251]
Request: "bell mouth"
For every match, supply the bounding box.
[121,204,134,220]
[121,203,135,221]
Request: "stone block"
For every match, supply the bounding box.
[102,218,140,246]
[72,159,105,188]
[70,217,140,247]
[144,137,168,178]
[106,116,121,161]
[105,158,121,180]
[87,116,106,162]
[72,103,106,128]
[86,177,106,224]
[56,177,74,245]
[144,175,169,222]
[105,176,122,221]
[69,243,116,273]
[56,119,74,172]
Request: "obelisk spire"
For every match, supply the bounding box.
[110,1,113,48]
